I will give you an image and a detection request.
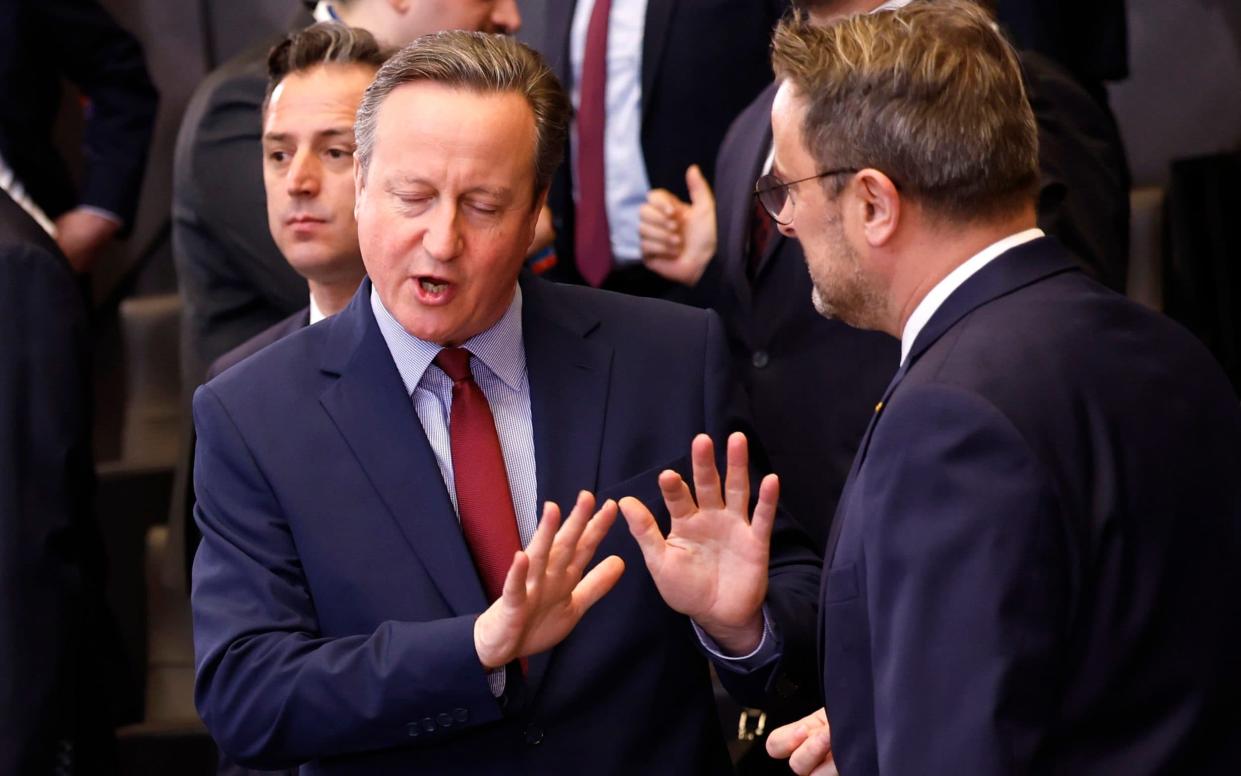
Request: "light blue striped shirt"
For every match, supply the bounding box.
[369,283,775,691]
[370,286,539,549]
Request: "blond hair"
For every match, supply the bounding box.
[354,30,569,196]
[772,0,1038,222]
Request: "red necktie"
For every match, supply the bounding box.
[574,0,613,287]
[747,196,774,281]
[435,347,522,604]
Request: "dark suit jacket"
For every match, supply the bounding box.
[191,276,821,773]
[819,237,1241,775]
[525,0,785,292]
[0,0,157,228]
[173,19,311,388]
[997,0,1128,85]
[169,306,310,595]
[0,191,116,773]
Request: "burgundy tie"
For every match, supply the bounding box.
[434,347,522,604]
[747,195,774,281]
[574,0,613,287]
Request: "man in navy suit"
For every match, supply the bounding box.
[191,31,819,773]
[755,3,1241,774]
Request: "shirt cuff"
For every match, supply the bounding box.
[692,605,777,666]
[486,666,506,697]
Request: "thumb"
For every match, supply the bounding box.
[685,164,714,209]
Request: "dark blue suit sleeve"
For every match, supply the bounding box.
[190,385,503,769]
[860,383,1069,774]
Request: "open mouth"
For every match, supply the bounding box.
[414,275,454,303]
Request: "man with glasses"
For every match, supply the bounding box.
[752,3,1241,773]
[635,0,1130,558]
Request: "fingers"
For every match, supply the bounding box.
[525,500,562,583]
[751,473,780,553]
[570,498,619,574]
[767,708,826,759]
[684,164,716,210]
[657,469,698,520]
[548,490,596,574]
[499,550,530,610]
[789,732,833,776]
[571,554,625,612]
[638,209,682,260]
[618,496,666,571]
[690,433,724,512]
[723,432,750,515]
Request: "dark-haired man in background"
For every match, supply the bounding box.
[174,0,521,388]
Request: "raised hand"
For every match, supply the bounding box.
[473,491,625,670]
[619,432,778,655]
[638,164,718,286]
[767,708,837,776]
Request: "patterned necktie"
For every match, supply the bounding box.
[434,347,522,603]
[574,0,614,287]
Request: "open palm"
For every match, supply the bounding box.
[620,432,778,654]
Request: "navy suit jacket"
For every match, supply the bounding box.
[191,275,820,773]
[819,238,1241,775]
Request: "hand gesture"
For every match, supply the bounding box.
[638,164,718,286]
[767,708,837,776]
[473,492,625,669]
[619,432,778,654]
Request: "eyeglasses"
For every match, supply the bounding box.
[754,168,859,225]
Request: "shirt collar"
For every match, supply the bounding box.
[370,284,526,395]
[312,2,338,22]
[900,228,1044,364]
[309,292,327,325]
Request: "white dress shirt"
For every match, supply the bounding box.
[900,228,1045,364]
[569,0,651,265]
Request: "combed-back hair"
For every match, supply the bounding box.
[354,30,570,197]
[265,21,388,102]
[772,0,1039,223]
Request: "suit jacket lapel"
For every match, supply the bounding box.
[722,84,780,308]
[317,282,488,617]
[519,275,613,693]
[822,238,1080,566]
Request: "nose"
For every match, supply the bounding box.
[422,199,464,262]
[776,215,796,239]
[287,149,321,198]
[490,0,521,34]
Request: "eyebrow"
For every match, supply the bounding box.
[263,127,355,144]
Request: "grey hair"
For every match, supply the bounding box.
[354,30,570,197]
[773,0,1039,222]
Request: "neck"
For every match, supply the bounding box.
[309,274,363,318]
[885,205,1037,339]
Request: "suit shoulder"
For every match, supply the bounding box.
[203,312,327,401]
[207,308,308,381]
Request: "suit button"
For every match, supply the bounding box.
[421,717,437,733]
[437,712,453,728]
[453,707,469,723]
[751,350,770,369]
[524,724,543,745]
[406,723,420,738]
